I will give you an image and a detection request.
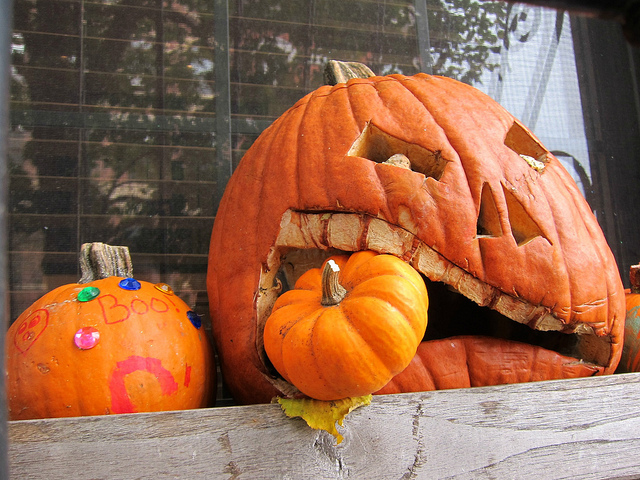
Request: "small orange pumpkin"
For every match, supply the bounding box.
[5,243,214,420]
[264,250,428,400]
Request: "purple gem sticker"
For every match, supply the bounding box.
[74,326,100,350]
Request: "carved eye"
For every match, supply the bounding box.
[502,184,547,246]
[349,120,549,247]
[476,182,548,246]
[347,122,447,180]
[504,120,550,172]
[476,183,503,239]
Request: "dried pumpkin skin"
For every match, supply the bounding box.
[207,71,625,404]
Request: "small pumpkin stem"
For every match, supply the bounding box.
[323,60,375,86]
[321,260,348,306]
[79,242,133,283]
[631,264,640,294]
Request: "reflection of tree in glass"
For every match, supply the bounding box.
[429,0,507,85]
[10,0,511,266]
[11,0,216,259]
[229,0,508,123]
[230,0,424,116]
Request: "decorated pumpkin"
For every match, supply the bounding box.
[6,242,214,420]
[208,61,625,404]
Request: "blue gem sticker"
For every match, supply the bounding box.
[119,278,141,291]
[187,311,202,329]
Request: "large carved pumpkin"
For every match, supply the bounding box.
[208,62,625,404]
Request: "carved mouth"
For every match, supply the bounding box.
[256,209,610,394]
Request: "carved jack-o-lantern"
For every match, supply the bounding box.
[208,63,625,404]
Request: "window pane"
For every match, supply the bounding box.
[9,0,640,407]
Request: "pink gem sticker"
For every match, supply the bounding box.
[74,327,100,350]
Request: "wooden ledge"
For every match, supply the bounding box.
[9,373,640,479]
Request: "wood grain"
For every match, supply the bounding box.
[9,373,640,479]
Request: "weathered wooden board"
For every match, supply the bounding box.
[9,373,640,479]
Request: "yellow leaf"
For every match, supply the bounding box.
[274,395,372,444]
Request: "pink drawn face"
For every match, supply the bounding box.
[14,309,49,354]
[109,356,179,414]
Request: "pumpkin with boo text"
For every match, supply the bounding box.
[6,243,214,420]
[208,61,625,404]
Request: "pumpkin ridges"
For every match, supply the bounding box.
[276,310,323,386]
[543,155,625,346]
[370,77,484,273]
[378,336,603,395]
[340,294,422,372]
[340,252,426,298]
[398,79,596,326]
[307,309,392,400]
[377,343,439,393]
[280,308,389,400]
[343,79,369,134]
[292,84,323,210]
[346,276,427,344]
[544,161,601,324]
[339,247,377,276]
[210,96,304,404]
[338,251,428,350]
[263,294,323,378]
[343,79,385,132]
[264,252,428,400]
[365,77,418,136]
[258,103,306,235]
[297,84,345,210]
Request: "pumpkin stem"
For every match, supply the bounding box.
[323,60,375,86]
[79,242,133,283]
[631,264,640,294]
[321,260,348,306]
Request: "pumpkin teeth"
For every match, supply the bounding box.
[255,208,613,372]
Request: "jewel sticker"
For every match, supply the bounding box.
[186,311,202,329]
[119,278,141,291]
[154,283,174,295]
[77,286,100,302]
[74,326,100,350]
